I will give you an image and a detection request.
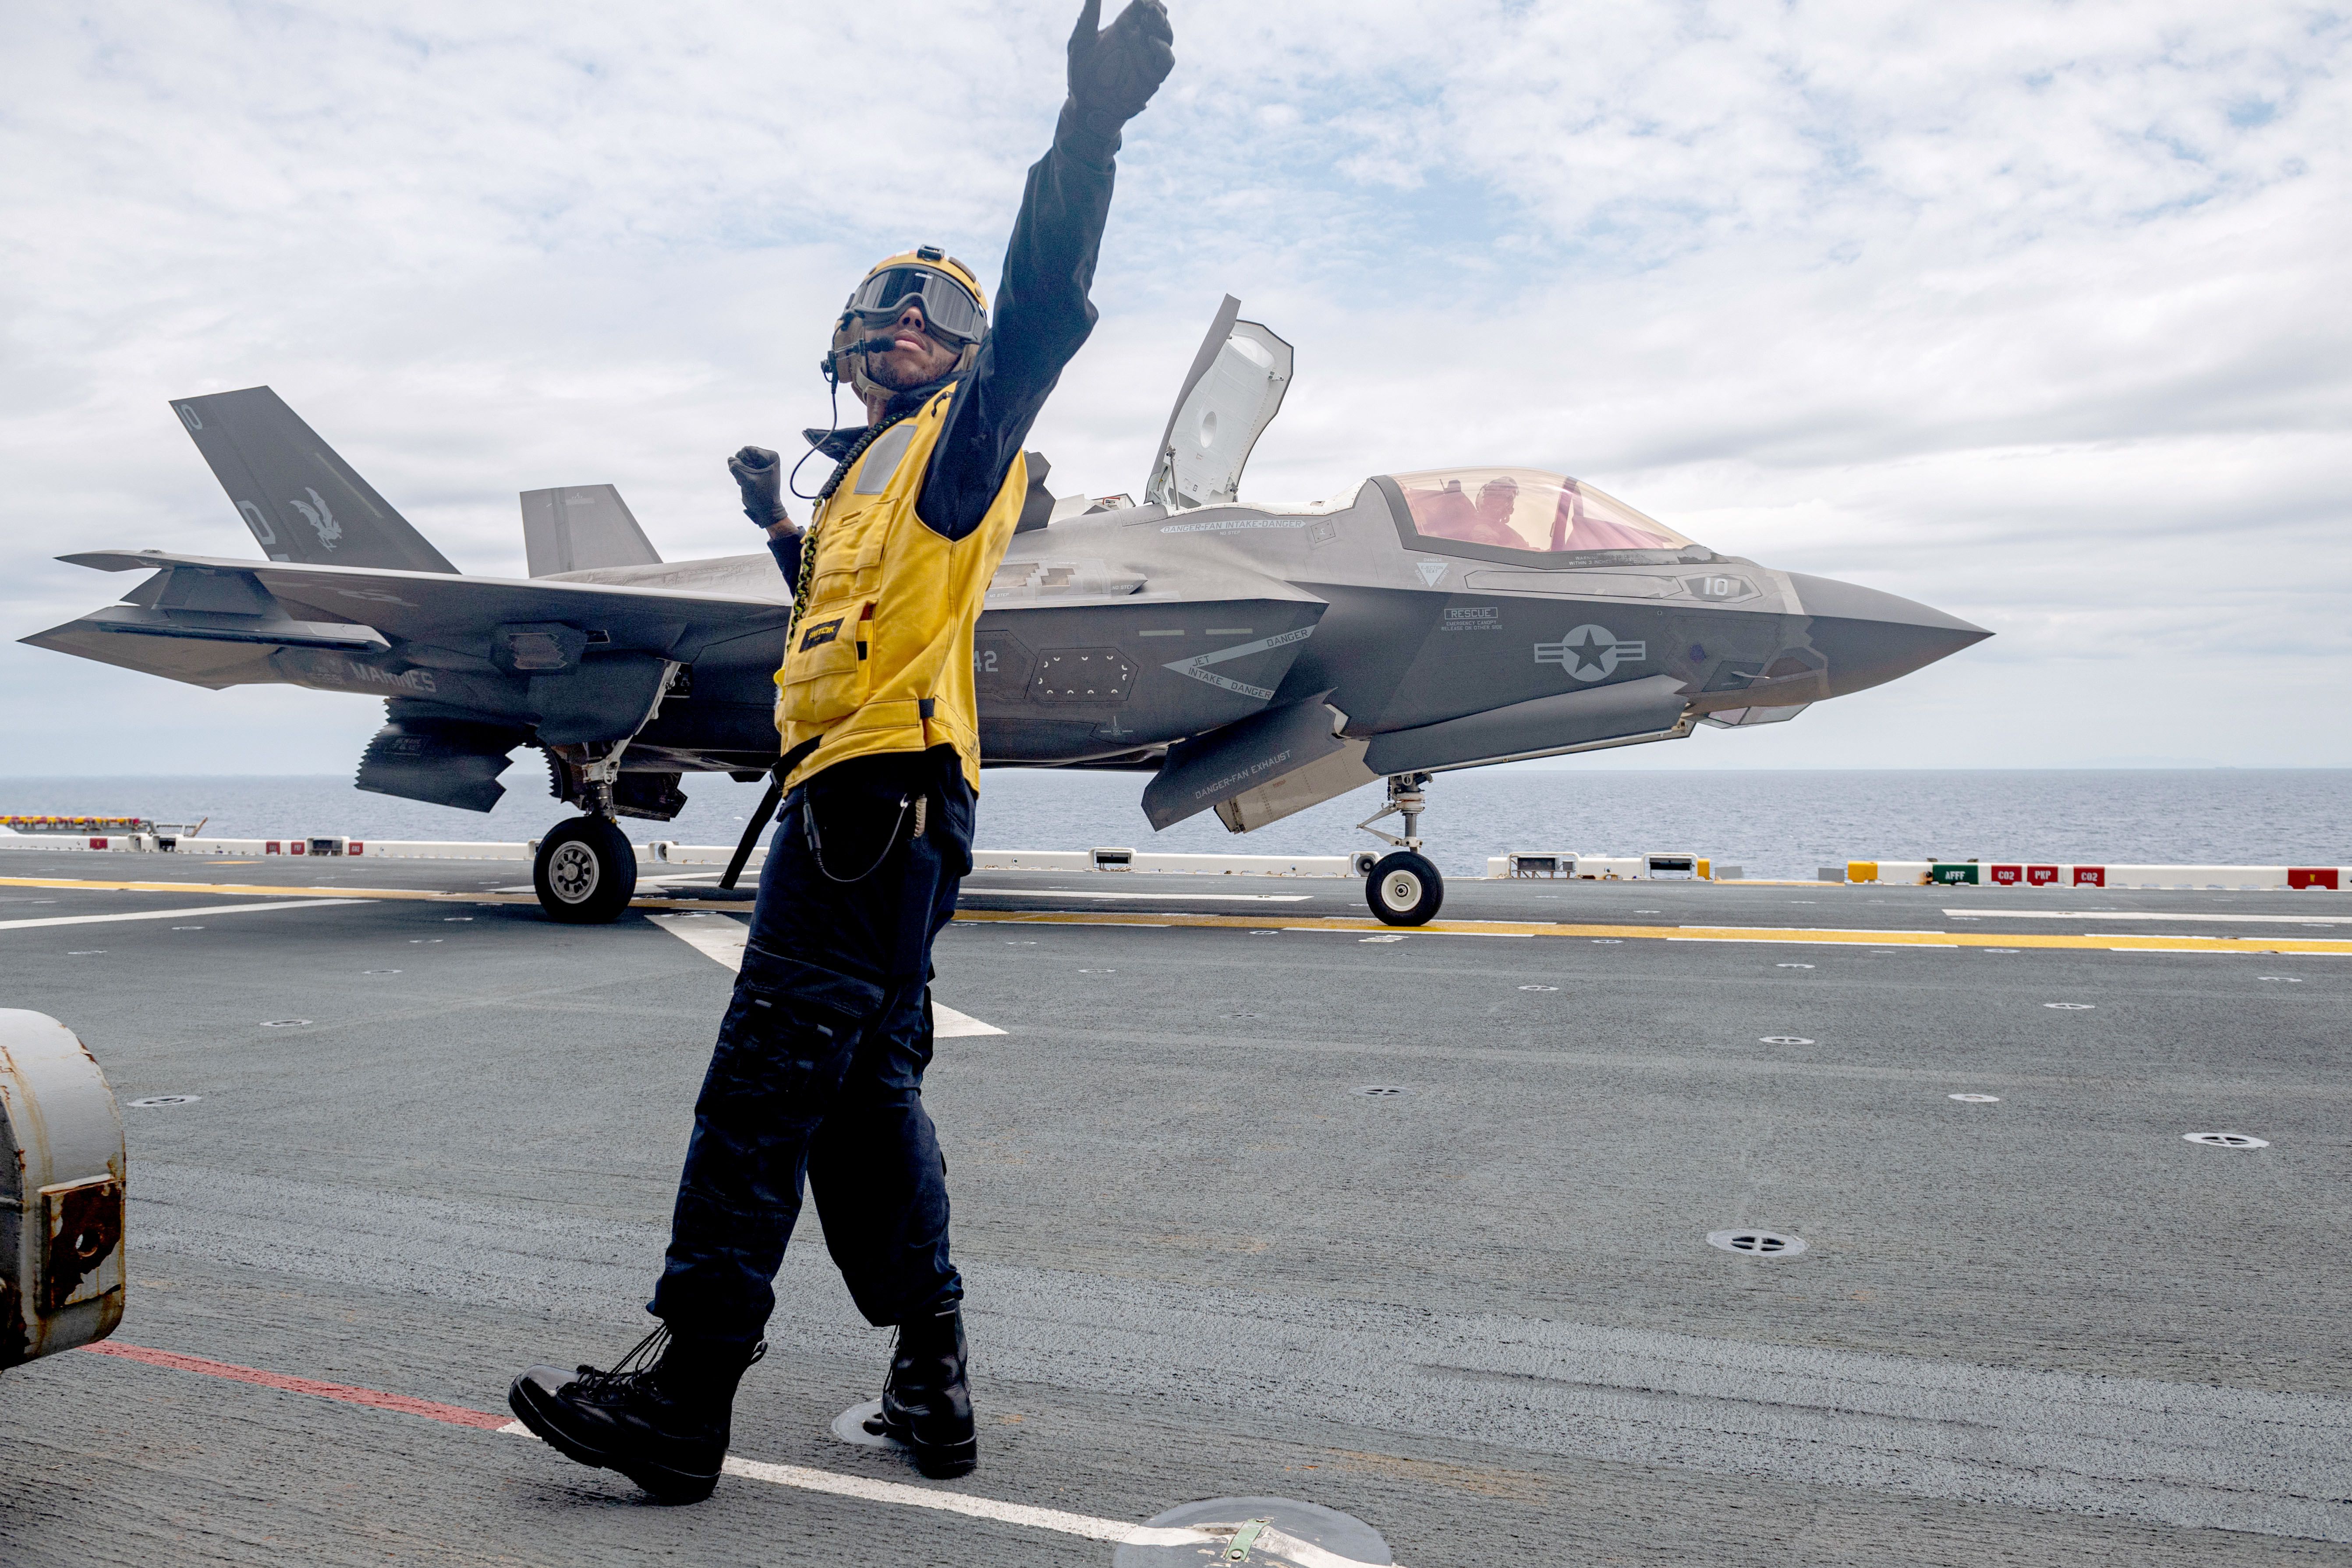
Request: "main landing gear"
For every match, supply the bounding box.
[528,667,685,923]
[533,814,638,924]
[533,739,652,924]
[1358,772,1444,927]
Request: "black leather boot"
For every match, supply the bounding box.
[509,1326,762,1503]
[866,1301,977,1478]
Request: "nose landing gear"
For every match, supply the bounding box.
[1358,772,1444,927]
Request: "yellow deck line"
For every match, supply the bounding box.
[948,907,2352,954]
[11,877,2352,955]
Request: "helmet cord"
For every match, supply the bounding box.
[789,376,842,502]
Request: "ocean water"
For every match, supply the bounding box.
[4,769,2346,880]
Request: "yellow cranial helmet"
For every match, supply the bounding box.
[825,245,988,396]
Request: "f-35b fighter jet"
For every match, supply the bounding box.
[25,297,1988,925]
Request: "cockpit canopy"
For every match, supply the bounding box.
[1385,467,1694,556]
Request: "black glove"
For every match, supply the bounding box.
[729,446,790,528]
[1066,0,1173,134]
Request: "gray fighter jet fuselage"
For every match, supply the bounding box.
[24,298,1989,924]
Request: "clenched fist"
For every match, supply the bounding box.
[729,446,791,529]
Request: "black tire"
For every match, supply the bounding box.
[1366,850,1444,927]
[533,815,638,924]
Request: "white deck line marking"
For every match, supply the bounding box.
[649,914,1004,1036]
[963,888,1313,903]
[648,912,757,968]
[0,898,369,931]
[2108,947,2351,956]
[493,1423,1392,1565]
[1948,909,2352,924]
[2111,948,2251,954]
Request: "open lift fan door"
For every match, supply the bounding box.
[1147,297,1294,510]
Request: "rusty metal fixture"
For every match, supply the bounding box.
[0,1010,126,1370]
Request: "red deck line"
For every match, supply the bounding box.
[85,1340,509,1430]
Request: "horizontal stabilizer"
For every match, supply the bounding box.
[29,549,795,694]
[169,387,458,573]
[59,604,387,652]
[521,485,662,576]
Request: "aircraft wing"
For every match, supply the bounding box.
[24,549,793,691]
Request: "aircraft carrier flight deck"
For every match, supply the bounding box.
[2,846,2346,1566]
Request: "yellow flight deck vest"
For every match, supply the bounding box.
[775,384,1026,791]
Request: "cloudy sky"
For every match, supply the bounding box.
[2,0,2345,780]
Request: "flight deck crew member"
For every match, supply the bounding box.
[507,0,1174,1507]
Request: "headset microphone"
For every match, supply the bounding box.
[821,336,907,374]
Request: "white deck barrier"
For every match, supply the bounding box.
[13,829,2340,891]
[1483,853,1741,881]
[1841,860,2350,890]
[0,833,160,853]
[647,842,765,868]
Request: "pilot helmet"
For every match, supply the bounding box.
[824,246,988,400]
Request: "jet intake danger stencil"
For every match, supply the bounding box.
[1536,624,1646,682]
[1161,626,1314,701]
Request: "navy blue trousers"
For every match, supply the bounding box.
[652,750,973,1345]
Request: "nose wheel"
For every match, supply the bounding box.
[1357,772,1444,927]
[1367,850,1444,926]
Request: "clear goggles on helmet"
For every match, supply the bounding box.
[844,265,988,345]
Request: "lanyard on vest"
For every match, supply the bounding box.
[784,406,920,652]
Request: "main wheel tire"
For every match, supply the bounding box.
[1366,850,1444,927]
[533,815,638,924]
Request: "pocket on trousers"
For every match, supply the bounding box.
[706,947,882,1101]
[737,941,887,1022]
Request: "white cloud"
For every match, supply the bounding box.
[1,0,2346,781]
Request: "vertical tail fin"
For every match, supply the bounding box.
[519,485,662,576]
[169,387,458,573]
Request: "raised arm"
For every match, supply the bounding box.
[914,0,1174,541]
